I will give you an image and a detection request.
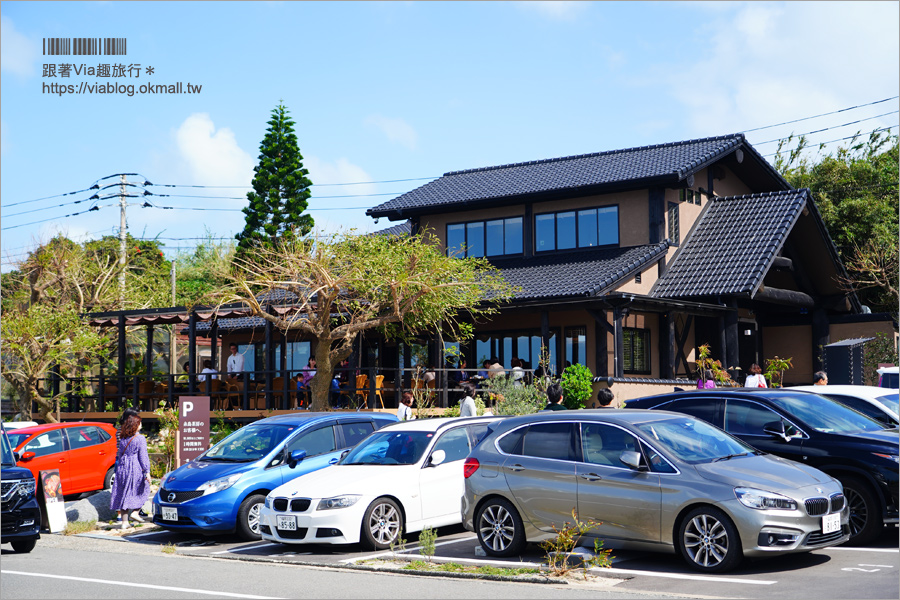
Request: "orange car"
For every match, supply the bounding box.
[8,422,118,497]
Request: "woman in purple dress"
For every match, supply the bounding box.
[109,413,151,529]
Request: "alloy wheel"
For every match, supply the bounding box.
[479,504,516,552]
[683,513,730,568]
[368,502,401,545]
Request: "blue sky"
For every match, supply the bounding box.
[2,1,898,270]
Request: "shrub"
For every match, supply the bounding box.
[480,375,545,416]
[418,527,437,562]
[559,364,593,409]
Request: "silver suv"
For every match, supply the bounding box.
[462,410,849,573]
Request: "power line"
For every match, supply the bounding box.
[753,110,898,145]
[761,125,899,158]
[743,96,899,133]
[2,197,99,219]
[148,176,440,189]
[0,204,116,231]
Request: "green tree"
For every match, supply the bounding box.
[215,230,515,411]
[559,363,594,409]
[776,131,899,314]
[236,103,314,252]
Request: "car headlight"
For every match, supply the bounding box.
[16,478,36,498]
[735,487,798,510]
[872,453,900,464]
[196,473,242,496]
[317,495,361,511]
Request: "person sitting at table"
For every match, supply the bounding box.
[198,360,218,382]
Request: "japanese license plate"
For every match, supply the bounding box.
[161,506,178,522]
[822,512,841,534]
[277,515,297,531]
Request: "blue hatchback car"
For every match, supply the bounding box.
[152,412,397,540]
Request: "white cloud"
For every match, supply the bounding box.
[515,1,587,21]
[303,156,379,233]
[364,114,418,150]
[1,16,39,77]
[174,113,254,186]
[666,2,899,146]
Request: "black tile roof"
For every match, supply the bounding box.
[371,220,412,237]
[368,134,752,217]
[651,189,810,299]
[194,316,267,334]
[496,242,670,301]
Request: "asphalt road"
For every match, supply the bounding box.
[3,524,896,599]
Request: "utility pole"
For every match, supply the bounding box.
[118,174,127,309]
[170,262,177,374]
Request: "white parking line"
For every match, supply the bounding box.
[826,547,900,553]
[593,567,776,585]
[340,535,478,563]
[1,570,282,599]
[210,542,282,555]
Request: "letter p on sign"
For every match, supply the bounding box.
[183,401,194,415]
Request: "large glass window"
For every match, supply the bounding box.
[446,217,523,258]
[623,328,650,374]
[565,327,586,368]
[474,330,557,373]
[535,205,618,252]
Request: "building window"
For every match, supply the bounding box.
[667,202,680,245]
[623,328,650,374]
[475,330,558,375]
[565,326,586,368]
[447,217,523,258]
[680,189,701,205]
[535,206,618,253]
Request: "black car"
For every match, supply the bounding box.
[1,423,41,553]
[626,388,899,545]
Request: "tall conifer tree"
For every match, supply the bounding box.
[236,103,314,250]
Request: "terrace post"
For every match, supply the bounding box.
[117,315,126,410]
[188,310,197,394]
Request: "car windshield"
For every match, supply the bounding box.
[6,432,31,449]
[876,393,899,414]
[769,393,888,433]
[199,424,295,462]
[1,429,16,467]
[341,431,433,466]
[635,418,757,464]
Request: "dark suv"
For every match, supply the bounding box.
[626,389,899,545]
[1,423,41,553]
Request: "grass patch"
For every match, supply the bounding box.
[401,560,539,577]
[64,520,96,535]
[161,542,176,554]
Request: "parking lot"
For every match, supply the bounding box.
[81,523,898,599]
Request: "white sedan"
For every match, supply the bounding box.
[259,417,499,549]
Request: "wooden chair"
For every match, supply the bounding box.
[137,380,158,410]
[374,375,385,409]
[355,374,369,408]
[205,379,229,410]
[270,377,294,410]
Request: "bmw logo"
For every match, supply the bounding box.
[816,487,824,494]
[168,493,176,502]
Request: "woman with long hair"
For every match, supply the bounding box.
[744,363,768,388]
[109,413,152,529]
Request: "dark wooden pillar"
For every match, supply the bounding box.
[724,306,739,377]
[145,324,155,379]
[660,312,675,379]
[265,311,274,409]
[188,311,197,394]
[613,307,625,378]
[812,308,830,373]
[524,203,534,258]
[117,315,126,407]
[541,310,550,363]
[210,319,219,372]
[587,308,611,378]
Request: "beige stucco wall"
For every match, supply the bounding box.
[830,321,898,346]
[761,325,812,385]
[711,165,753,197]
[615,263,659,295]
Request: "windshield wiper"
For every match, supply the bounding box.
[202,456,255,462]
[713,452,750,462]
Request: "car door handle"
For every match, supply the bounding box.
[579,473,602,481]
[507,464,525,472]
[328,458,339,464]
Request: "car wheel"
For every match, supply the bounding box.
[840,476,883,545]
[362,497,403,550]
[11,538,37,553]
[104,467,116,490]
[236,494,265,541]
[476,498,526,557]
[676,506,743,573]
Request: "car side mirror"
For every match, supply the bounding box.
[620,451,648,471]
[287,449,307,469]
[19,451,35,462]
[340,449,350,460]
[426,449,446,468]
[763,421,792,442]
